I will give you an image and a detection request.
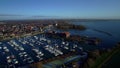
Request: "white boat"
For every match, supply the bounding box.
[0,46,2,49]
[3,46,7,49]
[5,49,9,52]
[14,61,18,64]
[7,59,12,63]
[64,46,69,50]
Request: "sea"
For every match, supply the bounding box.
[66,20,120,50]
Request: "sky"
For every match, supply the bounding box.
[0,0,120,20]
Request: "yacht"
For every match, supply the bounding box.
[34,36,38,40]
[64,46,69,50]
[62,41,65,45]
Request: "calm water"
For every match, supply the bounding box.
[70,21,120,39]
[67,21,120,49]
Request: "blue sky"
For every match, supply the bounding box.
[0,0,120,20]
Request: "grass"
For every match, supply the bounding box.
[102,48,120,68]
[90,53,109,68]
[90,47,120,68]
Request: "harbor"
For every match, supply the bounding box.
[0,33,88,68]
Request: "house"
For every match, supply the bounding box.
[62,32,70,38]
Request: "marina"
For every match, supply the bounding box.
[0,33,85,67]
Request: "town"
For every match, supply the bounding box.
[0,20,101,68]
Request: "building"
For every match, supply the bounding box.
[62,32,70,38]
